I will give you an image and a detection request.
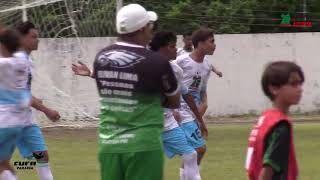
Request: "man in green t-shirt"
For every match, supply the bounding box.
[72,4,180,180]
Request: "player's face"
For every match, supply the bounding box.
[202,36,216,55]
[273,72,303,106]
[21,29,39,51]
[165,41,177,60]
[183,36,192,49]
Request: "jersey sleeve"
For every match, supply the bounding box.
[92,50,103,79]
[173,56,184,68]
[92,62,97,79]
[160,61,179,96]
[170,62,188,95]
[204,56,213,69]
[14,51,28,61]
[200,75,209,92]
[263,121,290,173]
[201,60,212,92]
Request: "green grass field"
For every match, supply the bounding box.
[13,123,320,180]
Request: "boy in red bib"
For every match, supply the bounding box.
[246,61,304,180]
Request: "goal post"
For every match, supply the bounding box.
[0,0,117,128]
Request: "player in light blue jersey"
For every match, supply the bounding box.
[177,31,223,79]
[14,21,60,180]
[150,31,204,180]
[0,28,31,180]
[174,28,216,169]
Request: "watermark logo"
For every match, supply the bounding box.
[280,13,291,26]
[280,13,312,27]
[14,161,36,170]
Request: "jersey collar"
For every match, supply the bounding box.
[116,42,145,48]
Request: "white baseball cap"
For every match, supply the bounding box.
[116,4,158,34]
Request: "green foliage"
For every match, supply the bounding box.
[128,0,320,34]
[1,0,319,36]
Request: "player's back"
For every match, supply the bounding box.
[0,57,32,128]
[94,42,178,153]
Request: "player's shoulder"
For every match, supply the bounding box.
[95,42,170,70]
[263,109,288,120]
[202,59,212,72]
[274,121,290,131]
[176,47,184,53]
[176,52,190,60]
[13,51,28,60]
[0,57,11,67]
[177,48,190,57]
[96,42,156,60]
[95,44,118,57]
[0,57,28,73]
[0,57,19,64]
[267,121,291,144]
[149,51,171,68]
[170,61,183,74]
[175,53,191,64]
[175,54,196,71]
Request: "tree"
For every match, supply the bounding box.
[1,0,318,36]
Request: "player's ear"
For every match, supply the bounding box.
[269,85,280,97]
[138,27,144,32]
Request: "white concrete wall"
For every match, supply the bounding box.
[31,33,320,120]
[200,32,320,116]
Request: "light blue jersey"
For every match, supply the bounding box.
[0,56,31,161]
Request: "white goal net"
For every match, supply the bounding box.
[0,0,117,128]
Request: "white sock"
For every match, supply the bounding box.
[182,151,201,180]
[36,163,53,180]
[196,165,201,179]
[0,170,17,180]
[179,168,185,180]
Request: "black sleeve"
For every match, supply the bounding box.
[92,49,102,79]
[92,64,96,79]
[263,121,290,173]
[160,61,178,96]
[92,46,111,79]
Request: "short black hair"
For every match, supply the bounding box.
[149,31,177,51]
[261,61,305,100]
[192,28,214,48]
[16,21,36,35]
[0,28,21,54]
[182,31,192,38]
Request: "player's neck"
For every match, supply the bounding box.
[158,49,171,61]
[26,50,32,54]
[118,36,147,47]
[190,49,205,63]
[21,47,32,55]
[184,46,192,52]
[272,101,290,114]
